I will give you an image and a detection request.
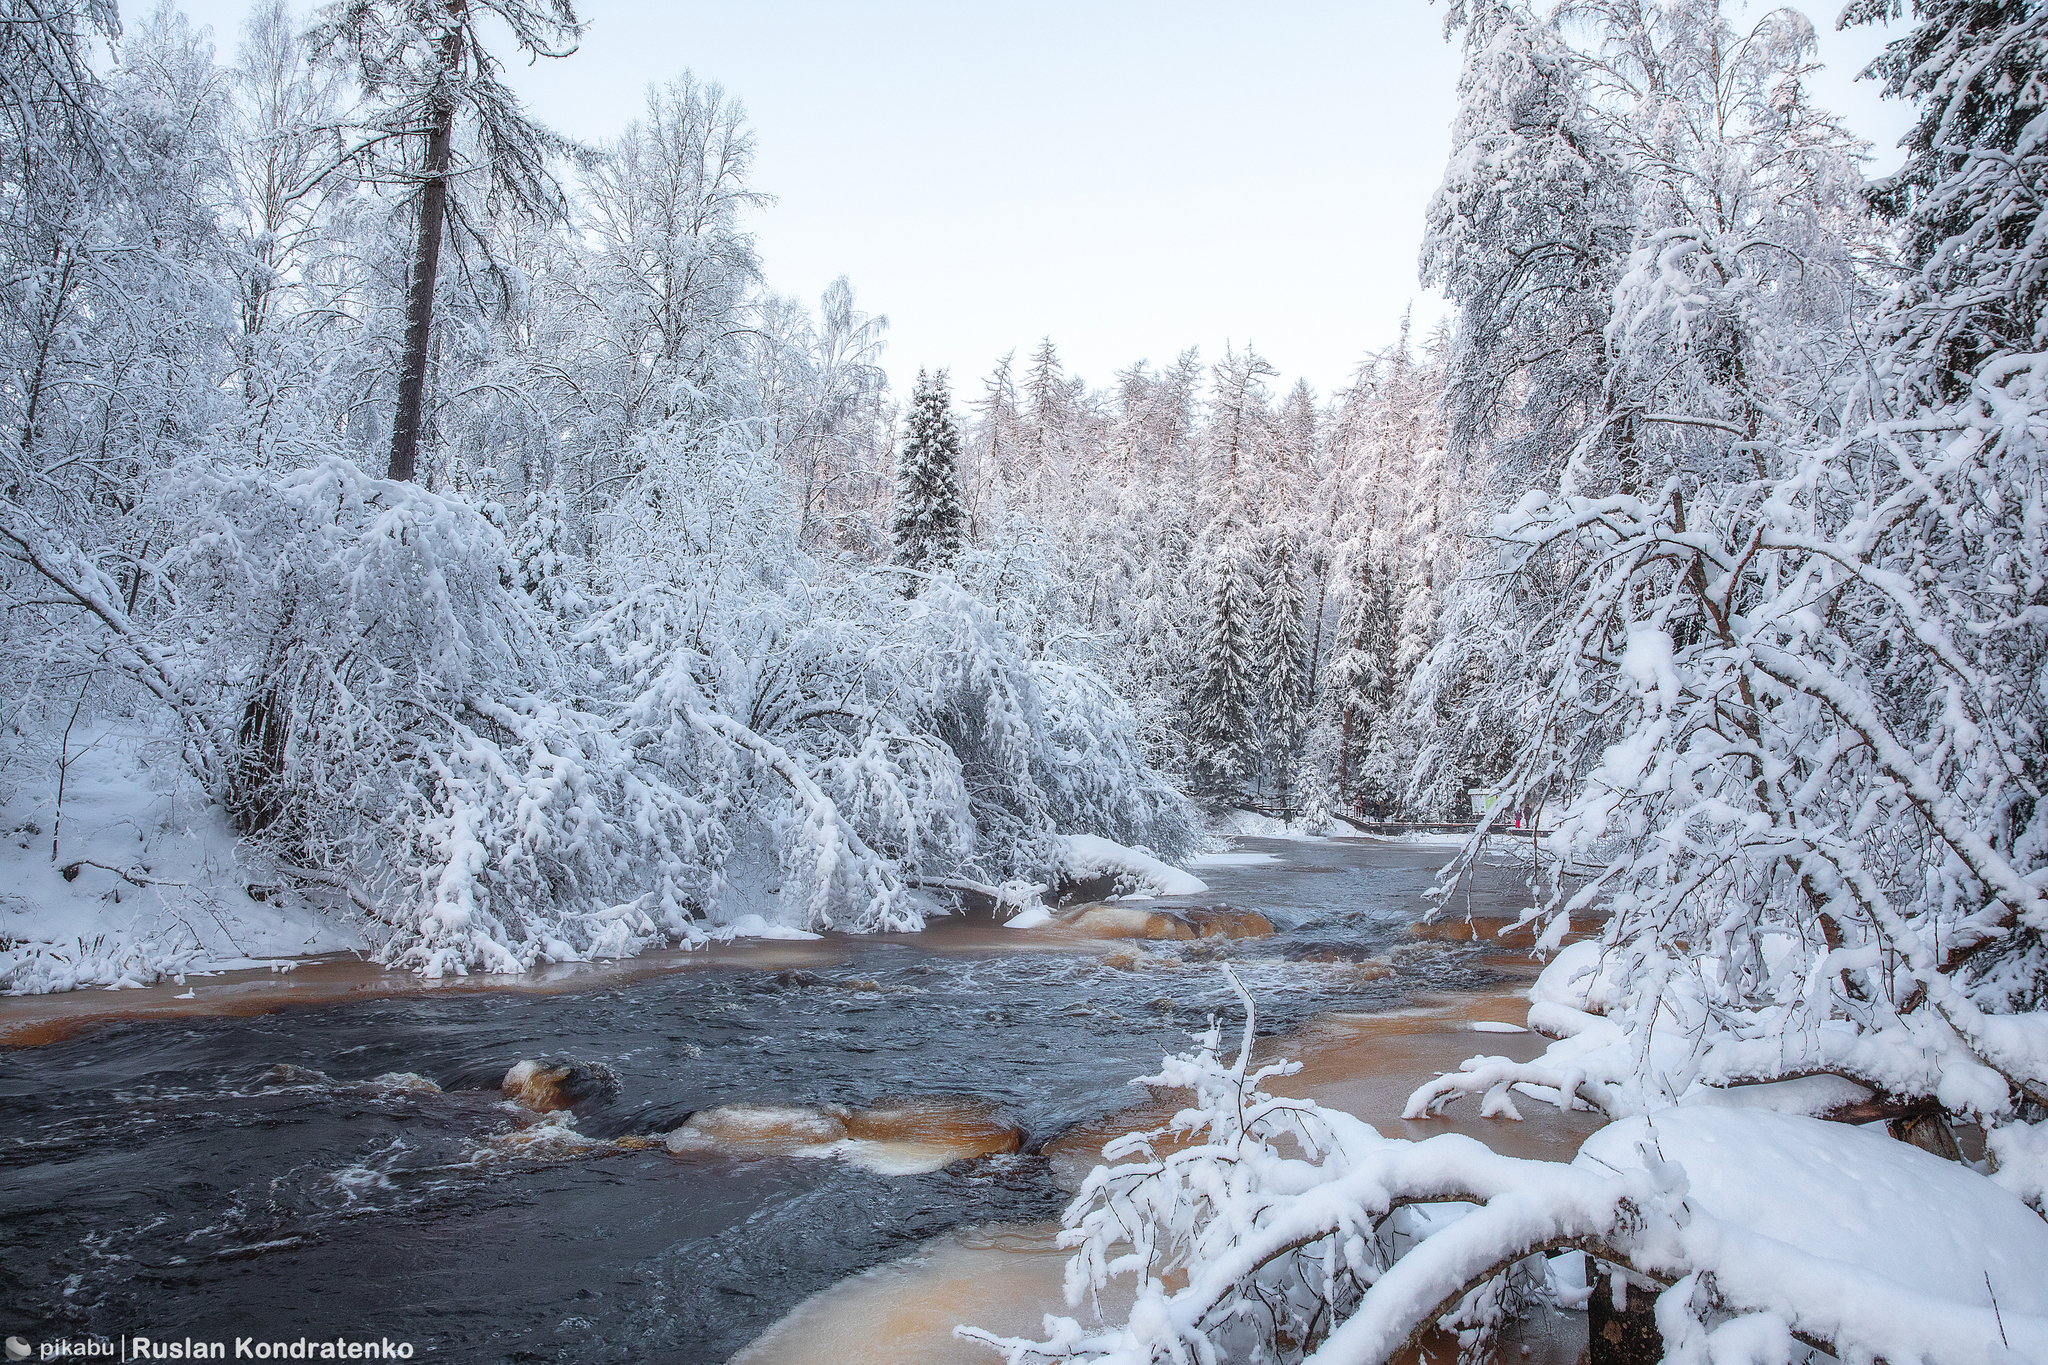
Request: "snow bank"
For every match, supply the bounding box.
[1988,1119,2048,1214]
[1524,939,1643,1015]
[1058,834,1206,899]
[1209,809,1323,841]
[1580,1108,2048,1316]
[1,721,366,994]
[974,970,2048,1365]
[703,914,823,943]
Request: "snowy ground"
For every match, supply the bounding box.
[1208,809,1327,841]
[0,716,366,994]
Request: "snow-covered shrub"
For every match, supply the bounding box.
[173,446,1194,962]
[6,445,1199,977]
[151,457,716,973]
[589,525,1196,933]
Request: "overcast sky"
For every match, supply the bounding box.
[165,0,1918,400]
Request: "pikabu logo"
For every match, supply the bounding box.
[18,1340,115,1361]
[28,1340,114,1360]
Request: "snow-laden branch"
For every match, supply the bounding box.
[964,972,2048,1365]
[684,706,915,931]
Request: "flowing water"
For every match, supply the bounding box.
[0,836,1593,1364]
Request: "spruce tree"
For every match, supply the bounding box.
[890,368,966,586]
[1193,550,1258,794]
[1261,527,1310,813]
[514,483,583,619]
[1329,556,1400,812]
[1857,0,2047,392]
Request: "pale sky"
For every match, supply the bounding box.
[165,0,1917,401]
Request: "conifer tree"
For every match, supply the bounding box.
[1192,547,1258,794]
[513,482,583,619]
[310,0,581,483]
[1261,527,1310,812]
[890,367,966,585]
[1328,556,1401,811]
[1857,0,2047,393]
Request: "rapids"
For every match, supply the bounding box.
[1,836,1575,1363]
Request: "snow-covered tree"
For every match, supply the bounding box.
[890,367,966,584]
[1206,343,1278,498]
[1192,539,1259,794]
[1260,525,1310,811]
[309,0,582,482]
[512,482,584,619]
[1858,0,2047,393]
[759,278,892,549]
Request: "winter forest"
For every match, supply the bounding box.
[3,0,2048,1359]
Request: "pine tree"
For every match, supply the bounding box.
[310,0,582,483]
[1192,546,1258,795]
[890,368,966,586]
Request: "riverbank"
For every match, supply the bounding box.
[0,834,1512,1049]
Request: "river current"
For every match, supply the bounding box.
[1,836,1566,1363]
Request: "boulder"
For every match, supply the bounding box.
[1057,902,1195,940]
[1057,902,1273,941]
[501,1058,620,1113]
[257,1063,331,1088]
[842,1097,1023,1157]
[1183,906,1275,939]
[663,1096,1023,1170]
[667,1103,848,1156]
[369,1071,441,1094]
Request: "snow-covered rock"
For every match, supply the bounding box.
[1058,834,1207,899]
[703,913,824,942]
[1526,939,1631,1014]
[664,1097,1022,1175]
[1050,902,1273,941]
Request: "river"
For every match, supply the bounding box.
[0,835,1599,1364]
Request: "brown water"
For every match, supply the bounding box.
[1,836,1572,1364]
[742,978,1603,1365]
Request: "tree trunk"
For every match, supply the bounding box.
[387,43,460,483]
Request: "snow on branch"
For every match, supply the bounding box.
[964,969,2048,1365]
